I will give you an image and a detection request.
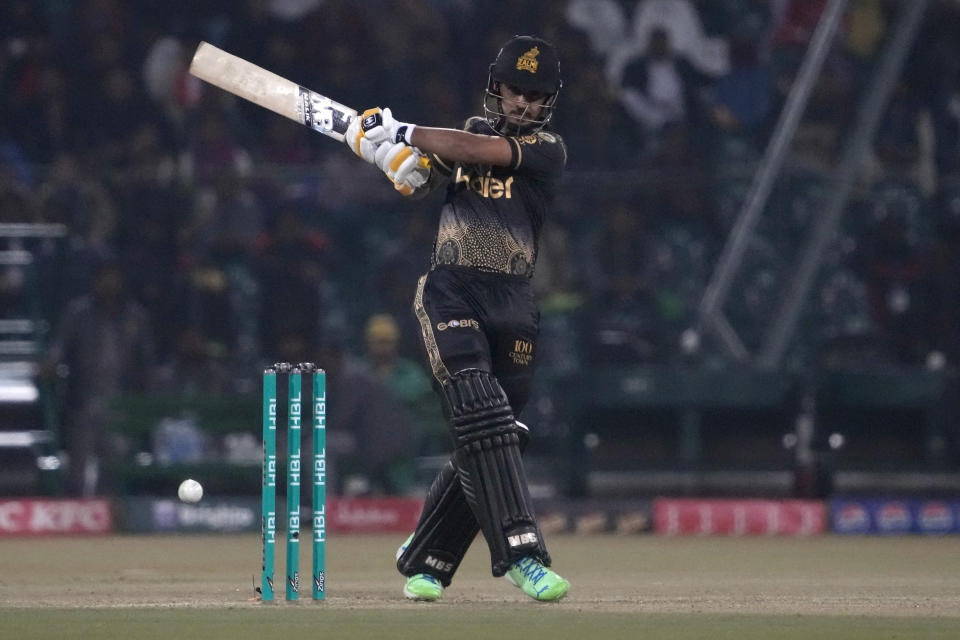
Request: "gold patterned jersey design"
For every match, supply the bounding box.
[434,207,534,276]
[428,118,564,278]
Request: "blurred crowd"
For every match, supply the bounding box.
[2,1,960,493]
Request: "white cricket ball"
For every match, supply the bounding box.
[926,350,947,371]
[680,328,701,355]
[178,478,203,503]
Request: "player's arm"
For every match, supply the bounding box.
[407,127,513,167]
[344,107,511,196]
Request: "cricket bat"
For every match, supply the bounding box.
[189,41,356,142]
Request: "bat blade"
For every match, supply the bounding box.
[188,41,356,142]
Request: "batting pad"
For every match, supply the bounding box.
[442,370,550,576]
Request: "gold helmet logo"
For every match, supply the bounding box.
[516,46,539,73]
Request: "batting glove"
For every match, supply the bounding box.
[377,141,430,196]
[361,107,417,145]
[345,110,379,163]
[344,107,396,163]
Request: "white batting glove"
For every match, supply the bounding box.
[377,141,430,195]
[345,107,418,164]
[345,108,383,164]
[361,107,417,145]
[360,107,397,144]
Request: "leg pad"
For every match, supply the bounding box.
[396,423,532,585]
[442,370,549,576]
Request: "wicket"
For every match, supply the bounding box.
[260,362,326,602]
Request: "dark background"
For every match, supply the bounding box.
[2,0,959,499]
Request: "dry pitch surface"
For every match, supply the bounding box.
[2,533,959,639]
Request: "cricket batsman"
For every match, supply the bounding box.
[344,34,569,602]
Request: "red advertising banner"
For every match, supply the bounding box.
[328,497,422,533]
[0,499,113,537]
[654,498,826,536]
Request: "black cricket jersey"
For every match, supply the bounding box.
[412,118,567,410]
[427,117,567,277]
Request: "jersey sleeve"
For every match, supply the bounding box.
[506,131,567,179]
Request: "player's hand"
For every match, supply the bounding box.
[359,107,397,144]
[376,141,430,195]
[343,107,393,164]
[360,107,417,146]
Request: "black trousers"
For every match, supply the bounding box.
[399,266,547,580]
[413,265,539,415]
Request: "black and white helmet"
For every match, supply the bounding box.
[484,35,562,134]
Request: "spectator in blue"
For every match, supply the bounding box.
[705,34,775,150]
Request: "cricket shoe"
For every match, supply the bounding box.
[506,556,569,602]
[403,573,443,601]
[397,534,443,601]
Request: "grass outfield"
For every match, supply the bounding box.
[1,533,959,639]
